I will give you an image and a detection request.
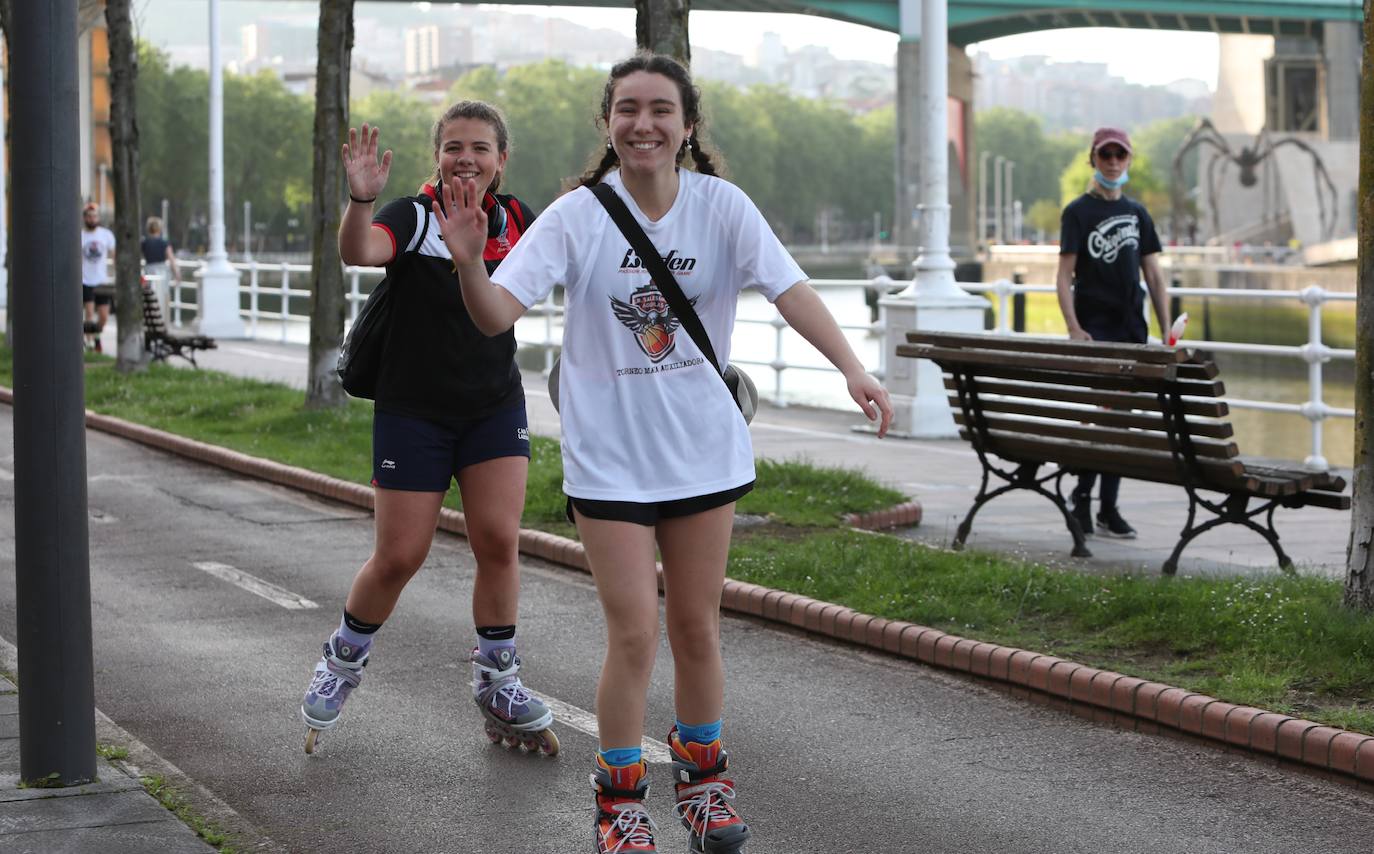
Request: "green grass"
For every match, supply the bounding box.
[729,529,1374,733]
[140,775,237,853]
[6,346,1372,734]
[96,743,130,762]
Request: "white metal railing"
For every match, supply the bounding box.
[151,260,1354,470]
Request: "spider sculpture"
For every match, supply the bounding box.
[1170,118,1339,245]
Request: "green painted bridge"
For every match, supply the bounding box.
[473,0,1363,44]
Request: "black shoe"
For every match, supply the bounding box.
[1070,498,1094,537]
[1096,508,1137,539]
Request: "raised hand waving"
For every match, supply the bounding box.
[341,123,392,202]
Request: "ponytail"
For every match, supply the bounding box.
[685,135,721,178]
[578,145,621,189]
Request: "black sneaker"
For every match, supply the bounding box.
[1070,498,1094,537]
[1096,508,1137,539]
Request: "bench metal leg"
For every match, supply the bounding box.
[954,464,1091,559]
[1162,493,1293,576]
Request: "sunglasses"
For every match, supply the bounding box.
[1097,148,1129,161]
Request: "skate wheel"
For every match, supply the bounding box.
[304,728,320,755]
[502,735,520,749]
[534,728,559,756]
[484,725,503,745]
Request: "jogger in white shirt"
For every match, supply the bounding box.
[437,52,893,854]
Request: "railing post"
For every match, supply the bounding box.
[993,278,1010,334]
[172,266,185,326]
[542,290,555,376]
[280,262,291,344]
[248,261,260,338]
[349,267,361,324]
[1300,285,1330,471]
[1011,272,1026,333]
[769,312,788,407]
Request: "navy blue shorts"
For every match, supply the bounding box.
[372,406,530,492]
[566,481,754,527]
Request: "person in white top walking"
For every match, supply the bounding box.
[80,202,116,352]
[436,52,893,854]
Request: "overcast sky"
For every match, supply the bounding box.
[138,1,1221,90]
[488,4,1220,88]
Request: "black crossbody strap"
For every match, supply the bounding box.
[590,182,723,374]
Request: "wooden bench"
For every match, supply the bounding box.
[142,286,216,367]
[895,331,1350,574]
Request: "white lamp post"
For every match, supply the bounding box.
[879,0,987,438]
[197,0,244,337]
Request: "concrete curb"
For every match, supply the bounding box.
[28,391,1373,789]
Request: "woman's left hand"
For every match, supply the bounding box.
[847,371,893,438]
[433,176,489,266]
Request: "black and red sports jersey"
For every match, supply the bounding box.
[369,186,536,425]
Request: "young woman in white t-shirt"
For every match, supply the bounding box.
[437,53,893,854]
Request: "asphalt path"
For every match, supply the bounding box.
[0,409,1370,853]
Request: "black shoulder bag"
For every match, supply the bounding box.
[337,200,432,400]
[547,183,757,422]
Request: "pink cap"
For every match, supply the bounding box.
[1090,127,1132,154]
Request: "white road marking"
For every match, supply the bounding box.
[0,466,11,481]
[540,696,673,765]
[191,561,319,610]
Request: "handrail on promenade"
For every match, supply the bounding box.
[149,259,1353,472]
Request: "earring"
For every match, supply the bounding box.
[606,139,613,150]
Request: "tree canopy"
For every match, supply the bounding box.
[133,49,1202,251]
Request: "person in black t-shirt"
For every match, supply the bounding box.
[298,101,557,756]
[140,216,180,317]
[1056,126,1170,540]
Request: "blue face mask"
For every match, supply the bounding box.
[1095,169,1129,190]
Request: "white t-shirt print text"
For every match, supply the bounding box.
[1086,215,1140,264]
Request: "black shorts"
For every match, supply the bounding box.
[1079,312,1146,345]
[566,481,754,527]
[83,285,113,307]
[372,406,530,492]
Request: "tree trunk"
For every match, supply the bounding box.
[304,0,353,410]
[1345,0,1374,611]
[105,0,144,372]
[634,0,690,64]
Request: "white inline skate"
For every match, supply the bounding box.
[300,634,369,754]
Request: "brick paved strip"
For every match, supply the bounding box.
[843,500,923,530]
[21,390,1369,788]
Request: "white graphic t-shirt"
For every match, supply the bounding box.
[493,169,804,502]
[82,226,116,286]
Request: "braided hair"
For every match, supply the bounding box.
[578,52,723,188]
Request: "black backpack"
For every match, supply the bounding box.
[336,200,431,400]
[336,195,528,399]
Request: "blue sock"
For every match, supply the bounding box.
[676,719,722,746]
[599,747,642,767]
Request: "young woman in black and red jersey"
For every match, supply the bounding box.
[298,101,557,756]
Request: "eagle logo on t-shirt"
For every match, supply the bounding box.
[610,284,694,363]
